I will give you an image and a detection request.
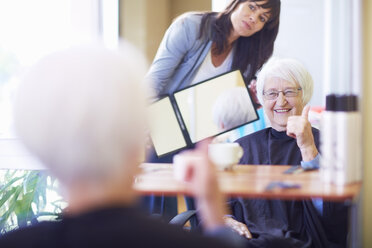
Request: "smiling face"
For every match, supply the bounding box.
[230,1,271,38]
[263,77,304,132]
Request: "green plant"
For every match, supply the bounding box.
[0,170,66,234]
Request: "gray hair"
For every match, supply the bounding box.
[14,41,150,184]
[256,57,313,105]
[212,87,256,131]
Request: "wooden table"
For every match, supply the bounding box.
[134,163,362,201]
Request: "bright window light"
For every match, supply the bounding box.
[100,0,119,48]
[0,0,119,169]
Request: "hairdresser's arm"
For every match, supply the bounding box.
[146,14,197,96]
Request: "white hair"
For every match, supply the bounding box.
[14,41,150,184]
[212,87,256,131]
[256,57,314,105]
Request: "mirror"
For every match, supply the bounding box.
[174,70,257,143]
[148,70,258,157]
[148,97,188,157]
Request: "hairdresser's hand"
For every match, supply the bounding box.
[143,125,155,151]
[286,105,318,161]
[181,140,226,230]
[223,216,252,239]
[145,134,153,150]
[248,79,261,108]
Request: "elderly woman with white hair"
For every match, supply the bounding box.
[223,58,348,248]
[0,42,246,248]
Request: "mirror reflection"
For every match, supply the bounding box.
[174,70,257,143]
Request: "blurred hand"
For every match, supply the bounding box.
[223,216,252,239]
[180,140,226,230]
[286,105,318,161]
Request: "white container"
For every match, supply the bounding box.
[208,142,243,171]
[322,95,362,186]
[320,95,337,184]
[333,95,362,185]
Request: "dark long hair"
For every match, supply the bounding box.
[199,0,281,83]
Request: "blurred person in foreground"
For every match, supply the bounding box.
[0,42,244,248]
[224,58,348,247]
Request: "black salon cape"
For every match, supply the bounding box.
[0,206,235,248]
[230,127,348,248]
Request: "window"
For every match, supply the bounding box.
[0,0,118,170]
[0,0,119,233]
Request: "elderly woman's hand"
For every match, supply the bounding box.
[286,106,318,161]
[223,216,252,239]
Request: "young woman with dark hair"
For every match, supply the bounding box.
[200,0,280,83]
[147,0,281,97]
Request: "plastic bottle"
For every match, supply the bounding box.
[334,95,362,185]
[320,94,337,184]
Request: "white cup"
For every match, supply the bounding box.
[208,143,243,171]
[173,153,203,182]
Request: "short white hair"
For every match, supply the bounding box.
[14,41,150,184]
[212,87,256,131]
[256,57,313,105]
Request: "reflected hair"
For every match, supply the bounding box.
[212,87,256,131]
[199,0,281,83]
[14,41,150,184]
[256,57,314,105]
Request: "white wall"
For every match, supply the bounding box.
[273,0,325,106]
[212,0,326,106]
